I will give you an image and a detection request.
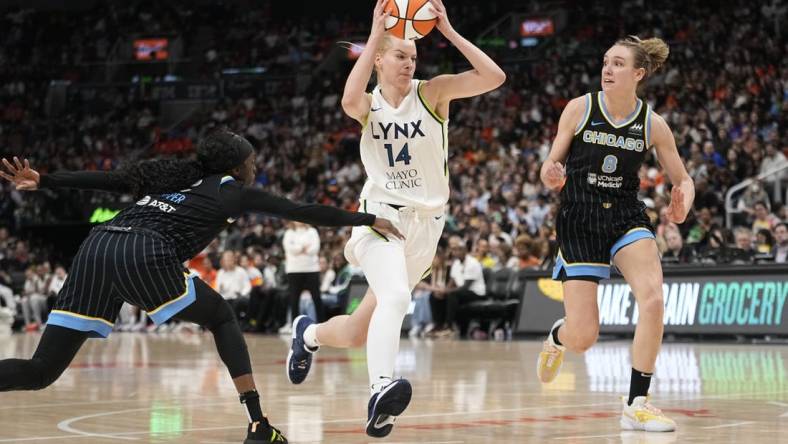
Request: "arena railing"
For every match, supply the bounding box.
[725,164,788,229]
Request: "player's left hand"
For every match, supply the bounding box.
[428,0,453,34]
[666,186,687,224]
[0,157,40,191]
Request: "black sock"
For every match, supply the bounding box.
[240,390,264,423]
[551,324,563,346]
[628,368,653,405]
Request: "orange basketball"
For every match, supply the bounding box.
[384,0,437,40]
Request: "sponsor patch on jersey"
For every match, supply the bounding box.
[135,195,177,213]
[587,173,623,189]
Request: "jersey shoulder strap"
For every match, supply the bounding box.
[574,93,594,135]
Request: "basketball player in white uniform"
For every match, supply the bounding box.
[285,0,505,438]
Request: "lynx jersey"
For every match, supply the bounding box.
[561,91,653,205]
[359,79,449,210]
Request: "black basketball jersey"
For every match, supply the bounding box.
[40,170,375,264]
[561,92,652,205]
[107,175,239,262]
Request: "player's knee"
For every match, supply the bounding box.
[378,289,411,317]
[28,359,63,390]
[348,329,368,348]
[573,329,599,352]
[205,299,237,331]
[638,289,664,320]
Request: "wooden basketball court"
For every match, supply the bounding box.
[0,332,786,443]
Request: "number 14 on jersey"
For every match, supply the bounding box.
[384,143,412,167]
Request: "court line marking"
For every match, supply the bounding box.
[553,433,620,440]
[768,401,788,417]
[701,421,755,429]
[2,389,785,442]
[7,400,619,443]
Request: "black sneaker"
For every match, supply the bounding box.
[243,419,287,443]
[365,378,413,438]
[286,315,318,384]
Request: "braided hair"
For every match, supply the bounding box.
[118,127,254,197]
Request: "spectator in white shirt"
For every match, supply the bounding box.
[319,256,336,295]
[47,265,67,298]
[432,243,486,336]
[282,222,324,328]
[21,266,47,331]
[216,251,251,322]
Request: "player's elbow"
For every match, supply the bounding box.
[341,96,362,117]
[490,68,506,88]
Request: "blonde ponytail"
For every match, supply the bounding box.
[615,35,670,83]
[640,37,669,73]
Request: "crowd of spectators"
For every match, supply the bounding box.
[0,0,785,334]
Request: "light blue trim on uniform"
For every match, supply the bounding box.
[598,92,643,128]
[148,273,198,325]
[220,176,237,222]
[610,228,655,258]
[47,311,114,338]
[574,93,592,135]
[552,253,610,280]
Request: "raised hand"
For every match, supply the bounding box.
[371,0,391,38]
[0,157,40,191]
[428,0,454,35]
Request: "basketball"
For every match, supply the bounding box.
[384,0,437,40]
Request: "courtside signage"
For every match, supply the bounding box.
[518,274,788,334]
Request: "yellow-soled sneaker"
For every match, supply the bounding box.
[620,396,676,432]
[536,318,565,383]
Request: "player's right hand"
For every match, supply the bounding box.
[543,161,566,190]
[372,217,405,240]
[370,0,390,38]
[0,157,40,191]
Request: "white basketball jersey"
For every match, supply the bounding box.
[359,79,449,210]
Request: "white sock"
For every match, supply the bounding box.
[357,241,411,395]
[304,324,320,349]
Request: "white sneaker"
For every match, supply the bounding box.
[278,324,292,335]
[621,396,676,432]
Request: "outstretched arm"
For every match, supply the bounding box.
[224,185,404,239]
[1,157,131,193]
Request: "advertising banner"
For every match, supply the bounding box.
[517,272,788,335]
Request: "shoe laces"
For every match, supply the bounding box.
[542,341,561,366]
[292,357,308,370]
[252,416,285,439]
[641,400,663,416]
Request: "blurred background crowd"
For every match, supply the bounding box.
[0,0,785,335]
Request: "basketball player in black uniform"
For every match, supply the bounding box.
[0,128,402,444]
[535,37,694,432]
